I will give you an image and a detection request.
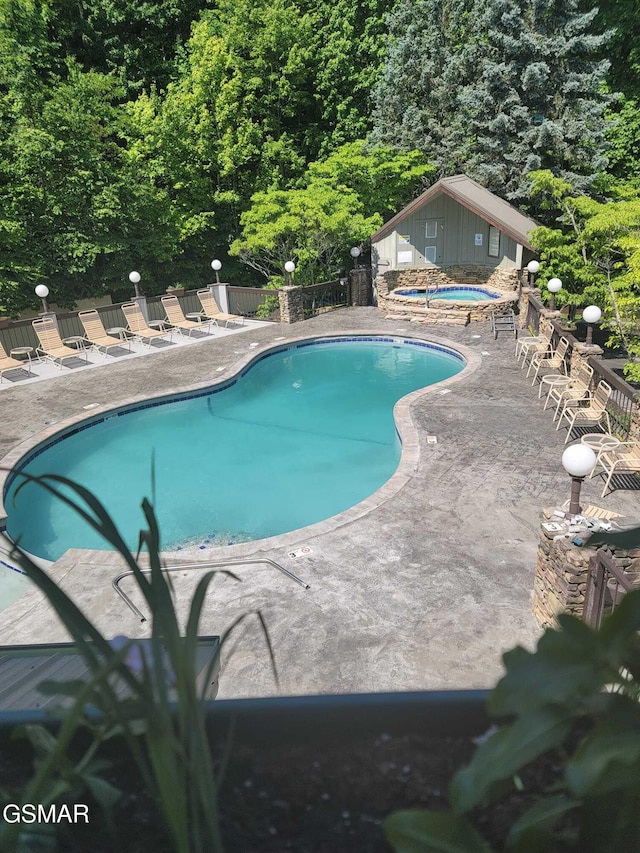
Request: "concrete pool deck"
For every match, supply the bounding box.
[1,307,638,699]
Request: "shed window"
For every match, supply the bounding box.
[424,246,437,263]
[425,221,437,239]
[488,226,500,258]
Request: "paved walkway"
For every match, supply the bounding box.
[1,308,638,698]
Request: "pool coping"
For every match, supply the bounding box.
[0,329,481,564]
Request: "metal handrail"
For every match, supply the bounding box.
[112,558,311,622]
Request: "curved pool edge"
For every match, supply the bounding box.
[0,330,481,563]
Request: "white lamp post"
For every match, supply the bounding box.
[284,260,295,286]
[583,305,602,346]
[211,259,222,284]
[350,246,362,269]
[547,277,562,311]
[129,270,141,298]
[526,259,540,288]
[35,284,50,313]
[562,445,597,516]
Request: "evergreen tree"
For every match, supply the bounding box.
[371,0,614,205]
[369,0,469,164]
[457,0,614,203]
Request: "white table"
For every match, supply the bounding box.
[538,373,572,401]
[63,336,86,350]
[581,433,622,476]
[10,346,34,372]
[107,326,129,340]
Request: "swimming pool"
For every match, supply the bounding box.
[3,336,464,561]
[395,287,500,301]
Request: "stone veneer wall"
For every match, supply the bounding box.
[533,510,640,628]
[377,265,518,325]
[278,286,305,323]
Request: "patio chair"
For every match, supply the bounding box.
[516,330,550,368]
[0,341,32,383]
[32,317,88,368]
[528,336,570,384]
[196,289,244,328]
[599,442,640,497]
[121,303,173,346]
[78,309,131,356]
[161,295,211,337]
[557,379,613,442]
[545,361,594,418]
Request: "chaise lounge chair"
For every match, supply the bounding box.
[0,341,32,383]
[196,289,243,328]
[121,303,173,346]
[78,309,131,356]
[557,379,612,442]
[161,295,212,337]
[32,317,88,368]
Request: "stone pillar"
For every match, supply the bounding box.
[278,286,305,323]
[349,268,372,306]
[517,286,540,330]
[568,340,603,378]
[538,308,564,339]
[210,283,230,314]
[533,509,640,628]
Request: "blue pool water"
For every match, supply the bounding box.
[4,337,464,561]
[396,287,499,301]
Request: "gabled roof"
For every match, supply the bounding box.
[371,175,538,249]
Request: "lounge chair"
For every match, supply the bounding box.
[32,317,88,368]
[78,309,131,356]
[528,336,570,384]
[557,379,612,442]
[121,303,173,346]
[0,341,32,383]
[599,442,640,497]
[546,361,594,418]
[196,289,243,327]
[161,295,211,337]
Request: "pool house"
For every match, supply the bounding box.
[373,175,539,324]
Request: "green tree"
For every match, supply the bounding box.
[370,0,469,169]
[304,141,434,222]
[529,171,640,378]
[230,182,382,284]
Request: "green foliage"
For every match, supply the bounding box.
[231,142,431,282]
[528,170,640,373]
[0,471,278,852]
[372,0,614,206]
[385,589,640,852]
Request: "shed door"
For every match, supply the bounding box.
[424,219,444,264]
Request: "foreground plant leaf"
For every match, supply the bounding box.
[384,810,494,853]
[450,708,572,812]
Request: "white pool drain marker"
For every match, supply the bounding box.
[426,435,438,444]
[216,366,225,372]
[249,342,260,347]
[273,336,286,341]
[472,334,481,339]
[481,351,490,355]
[439,388,452,394]
[82,403,99,410]
[288,546,312,559]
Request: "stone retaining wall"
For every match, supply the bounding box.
[532,509,640,628]
[376,265,519,296]
[377,265,518,326]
